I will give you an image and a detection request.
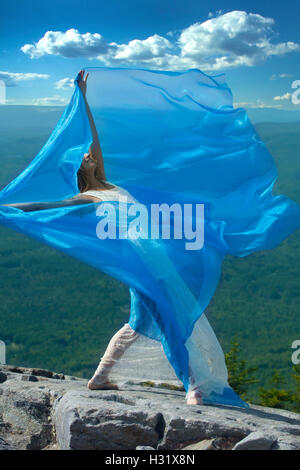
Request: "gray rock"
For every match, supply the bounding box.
[53,390,164,450]
[0,380,53,450]
[0,437,19,450]
[181,437,242,450]
[272,434,300,450]
[0,371,7,384]
[2,364,64,380]
[0,364,299,451]
[136,446,156,450]
[232,431,277,450]
[181,438,216,450]
[21,374,39,382]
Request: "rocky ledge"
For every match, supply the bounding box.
[0,364,299,451]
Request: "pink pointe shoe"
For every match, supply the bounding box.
[87,377,119,390]
[186,387,203,405]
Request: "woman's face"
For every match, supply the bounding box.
[80,152,97,172]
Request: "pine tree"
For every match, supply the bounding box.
[258,370,292,409]
[290,364,300,412]
[225,338,258,400]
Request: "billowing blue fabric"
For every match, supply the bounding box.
[0,67,299,408]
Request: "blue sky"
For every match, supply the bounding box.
[1,0,300,109]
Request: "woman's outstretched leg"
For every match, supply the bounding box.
[87,323,140,390]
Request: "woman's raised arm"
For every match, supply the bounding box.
[77,70,106,181]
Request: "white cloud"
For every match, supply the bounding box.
[234,100,283,109]
[21,11,300,72]
[55,78,74,90]
[270,73,294,80]
[177,11,300,71]
[233,101,251,107]
[21,28,110,58]
[32,95,68,106]
[112,35,173,61]
[254,102,283,109]
[273,92,292,101]
[97,34,175,69]
[0,71,50,87]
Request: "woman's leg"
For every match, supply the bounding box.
[88,323,140,390]
[129,287,203,404]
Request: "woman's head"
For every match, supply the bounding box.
[77,152,98,192]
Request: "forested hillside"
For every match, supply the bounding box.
[0,118,299,403]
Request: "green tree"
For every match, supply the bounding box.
[258,371,292,409]
[225,339,258,400]
[290,364,300,412]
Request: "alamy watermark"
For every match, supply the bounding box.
[95,196,205,250]
[0,340,6,364]
[291,340,300,365]
[0,80,6,105]
[291,80,300,105]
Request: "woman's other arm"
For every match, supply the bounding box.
[1,194,101,212]
[77,70,106,181]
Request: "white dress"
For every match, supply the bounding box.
[82,183,138,204]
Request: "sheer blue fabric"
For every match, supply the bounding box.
[0,67,299,408]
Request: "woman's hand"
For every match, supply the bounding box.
[77,69,89,96]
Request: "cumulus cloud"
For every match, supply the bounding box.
[177,11,300,71]
[234,101,283,109]
[21,28,110,58]
[113,34,173,61]
[32,95,68,106]
[55,78,74,90]
[0,71,50,87]
[233,101,251,107]
[97,34,174,68]
[273,92,292,101]
[21,11,300,72]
